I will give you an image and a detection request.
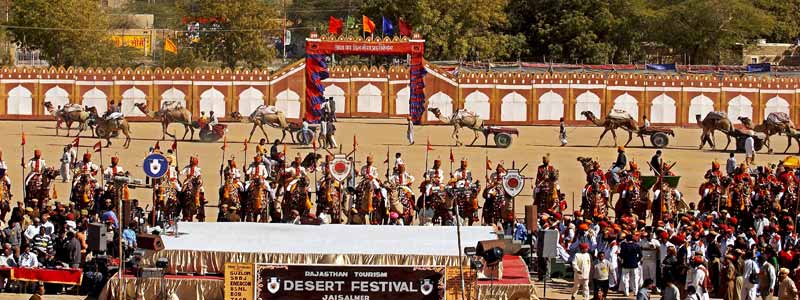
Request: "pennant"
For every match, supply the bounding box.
[353,135,358,149]
[20,132,25,146]
[72,137,80,148]
[282,144,287,156]
[312,139,317,152]
[486,159,492,170]
[398,19,412,36]
[382,16,394,36]
[426,138,433,152]
[243,139,248,151]
[221,136,227,150]
[52,188,58,199]
[345,16,356,29]
[362,16,376,33]
[93,141,102,153]
[164,37,178,54]
[154,141,160,150]
[449,148,454,163]
[171,140,178,151]
[328,16,343,34]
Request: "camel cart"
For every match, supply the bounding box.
[731,129,765,153]
[480,126,519,148]
[636,127,674,148]
[286,122,317,145]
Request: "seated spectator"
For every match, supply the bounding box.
[24,217,41,242]
[31,227,52,255]
[40,214,54,235]
[122,222,137,255]
[0,243,16,292]
[18,245,39,268]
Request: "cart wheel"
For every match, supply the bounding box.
[199,130,215,142]
[735,137,746,152]
[494,133,513,148]
[649,132,669,148]
[754,138,764,151]
[95,126,108,138]
[296,129,313,145]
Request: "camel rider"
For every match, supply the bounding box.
[583,161,610,199]
[73,153,99,188]
[283,154,309,193]
[700,161,724,198]
[628,161,641,180]
[488,163,507,187]
[424,160,445,197]
[103,156,126,183]
[246,155,268,190]
[705,161,723,180]
[610,146,627,185]
[180,156,204,194]
[733,163,753,185]
[390,164,415,198]
[104,101,123,127]
[207,111,219,131]
[223,159,244,192]
[535,155,556,186]
[24,149,47,187]
[360,155,386,199]
[0,150,10,188]
[452,159,473,187]
[164,155,181,192]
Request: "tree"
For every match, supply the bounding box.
[178,0,281,68]
[752,0,800,43]
[8,0,138,67]
[362,0,526,61]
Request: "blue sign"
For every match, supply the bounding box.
[143,154,169,178]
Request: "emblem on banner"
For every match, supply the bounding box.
[267,277,280,294]
[329,154,351,182]
[503,169,524,197]
[420,279,433,295]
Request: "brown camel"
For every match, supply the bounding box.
[695,113,733,150]
[85,107,132,148]
[230,105,290,142]
[580,111,638,147]
[44,102,92,137]
[135,102,195,140]
[738,116,789,153]
[427,107,484,146]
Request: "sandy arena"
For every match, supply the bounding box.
[0,118,793,222]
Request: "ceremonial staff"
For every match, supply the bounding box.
[171,138,178,175]
[313,139,318,198]
[384,145,390,224]
[20,128,25,200]
[219,137,227,184]
[422,138,432,225]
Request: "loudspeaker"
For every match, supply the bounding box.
[87,223,108,252]
[476,240,506,257]
[537,230,559,258]
[136,234,164,251]
[525,205,537,232]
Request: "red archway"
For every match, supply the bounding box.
[305,32,426,123]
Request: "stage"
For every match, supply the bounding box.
[476,255,537,300]
[143,222,498,274]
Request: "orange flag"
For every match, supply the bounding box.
[72,137,80,148]
[449,148,454,163]
[353,135,358,149]
[486,159,492,170]
[93,141,102,152]
[243,139,248,151]
[171,140,178,151]
[426,138,433,152]
[221,136,228,150]
[20,132,26,146]
[362,16,376,33]
[164,37,178,54]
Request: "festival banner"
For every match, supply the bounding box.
[225,262,255,300]
[254,264,445,300]
[111,35,152,54]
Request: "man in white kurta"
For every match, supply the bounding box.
[572,243,591,300]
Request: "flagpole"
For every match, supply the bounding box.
[220,138,226,186]
[20,126,25,200]
[421,139,429,225]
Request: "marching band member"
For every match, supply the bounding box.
[224,159,244,191]
[452,159,473,185]
[164,155,181,192]
[283,154,309,192]
[582,161,610,199]
[180,156,204,193]
[73,152,99,188]
[246,155,268,190]
[423,159,445,197]
[24,149,47,187]
[390,163,415,198]
[103,156,125,183]
[489,163,507,186]
[534,155,559,195]
[360,155,386,199]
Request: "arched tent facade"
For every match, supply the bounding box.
[7,85,32,115]
[537,91,563,121]
[44,86,70,110]
[275,89,301,119]
[82,88,108,115]
[121,87,147,117]
[464,91,490,119]
[575,91,601,120]
[650,94,676,124]
[238,87,264,117]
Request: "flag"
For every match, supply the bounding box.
[426,138,433,152]
[645,63,677,71]
[748,63,771,73]
[171,140,178,151]
[93,141,102,153]
[164,37,178,54]
[328,16,343,34]
[345,16,356,29]
[282,144,287,156]
[312,139,317,152]
[353,135,358,149]
[398,19,412,36]
[20,132,25,146]
[72,137,80,148]
[382,16,394,36]
[221,136,227,150]
[243,139,248,151]
[449,148,454,163]
[154,141,160,150]
[362,16,375,33]
[486,159,492,170]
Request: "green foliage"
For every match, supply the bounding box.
[362,0,526,61]
[752,0,800,43]
[8,0,139,67]
[178,0,281,68]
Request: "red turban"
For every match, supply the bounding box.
[579,243,589,250]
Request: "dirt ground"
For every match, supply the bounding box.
[1,118,795,222]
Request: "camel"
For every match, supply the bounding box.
[44,102,92,137]
[134,102,195,140]
[230,105,290,142]
[427,107,484,146]
[85,107,132,148]
[695,112,734,150]
[739,112,796,153]
[580,110,638,147]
